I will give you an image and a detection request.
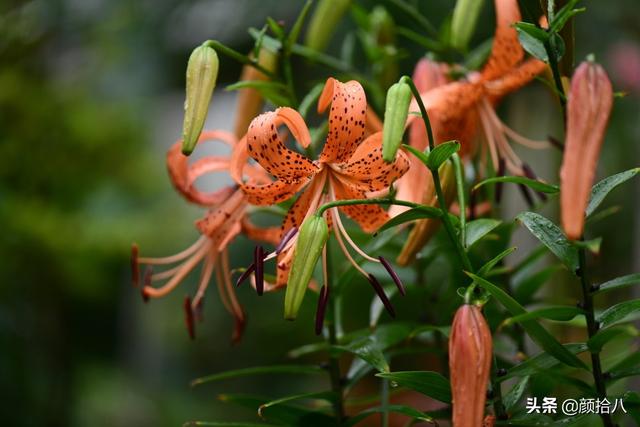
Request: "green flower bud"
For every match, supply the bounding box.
[182,43,219,155]
[304,0,351,52]
[284,215,329,320]
[450,0,485,51]
[382,81,411,162]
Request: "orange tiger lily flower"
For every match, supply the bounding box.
[232,77,410,291]
[560,60,613,240]
[132,131,279,343]
[407,0,549,179]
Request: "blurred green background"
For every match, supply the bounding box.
[1,1,638,426]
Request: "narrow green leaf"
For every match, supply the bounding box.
[594,273,640,295]
[376,371,451,403]
[550,0,584,33]
[287,0,313,46]
[587,324,639,353]
[344,404,433,426]
[298,83,324,119]
[515,22,549,62]
[465,218,501,248]
[191,365,324,386]
[516,212,579,273]
[258,391,335,418]
[586,168,640,216]
[499,343,588,381]
[597,299,640,328]
[478,247,518,276]
[502,376,529,411]
[474,176,559,194]
[608,367,640,382]
[338,324,413,373]
[504,306,584,325]
[468,273,587,369]
[426,140,460,170]
[378,206,442,233]
[402,144,430,168]
[225,80,289,92]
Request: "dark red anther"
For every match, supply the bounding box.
[367,274,396,318]
[548,135,564,151]
[276,227,298,254]
[522,163,548,202]
[141,266,153,302]
[314,285,330,335]
[378,256,405,296]
[131,243,140,287]
[236,263,255,288]
[517,183,534,207]
[495,158,506,204]
[183,296,195,340]
[254,245,264,296]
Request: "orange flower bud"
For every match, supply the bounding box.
[233,47,278,139]
[449,304,493,427]
[396,160,457,266]
[560,60,613,240]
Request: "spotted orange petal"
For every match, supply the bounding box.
[318,78,368,163]
[485,58,547,103]
[331,177,388,233]
[241,178,308,205]
[480,0,524,82]
[246,107,317,182]
[167,131,237,206]
[335,132,410,193]
[241,218,281,245]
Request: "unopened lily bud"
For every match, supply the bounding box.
[182,43,219,155]
[382,81,412,162]
[304,0,351,52]
[397,160,457,266]
[450,0,485,51]
[560,60,613,239]
[449,304,492,427]
[284,214,329,320]
[234,47,278,139]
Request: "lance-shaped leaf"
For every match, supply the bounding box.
[284,215,329,320]
[190,365,324,387]
[465,218,501,248]
[426,140,460,170]
[382,81,412,161]
[467,273,587,369]
[597,299,640,329]
[473,176,560,194]
[593,273,640,295]
[376,371,451,403]
[504,306,584,325]
[498,343,588,382]
[516,211,579,273]
[586,167,640,216]
[182,44,219,154]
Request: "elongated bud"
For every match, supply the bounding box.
[304,0,351,51]
[450,0,485,51]
[382,81,412,162]
[284,215,329,320]
[397,161,457,266]
[234,47,278,139]
[449,304,492,427]
[182,43,219,155]
[560,60,613,240]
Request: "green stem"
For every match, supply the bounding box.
[401,76,474,272]
[577,244,614,427]
[316,198,420,217]
[452,153,466,248]
[204,40,276,79]
[325,239,345,424]
[544,38,567,113]
[491,355,508,420]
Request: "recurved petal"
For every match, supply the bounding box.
[246,108,318,182]
[560,61,613,240]
[481,0,524,82]
[241,218,281,245]
[241,178,308,206]
[195,189,246,240]
[167,130,237,206]
[318,77,368,163]
[413,57,449,93]
[331,177,389,233]
[485,58,547,102]
[336,131,410,192]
